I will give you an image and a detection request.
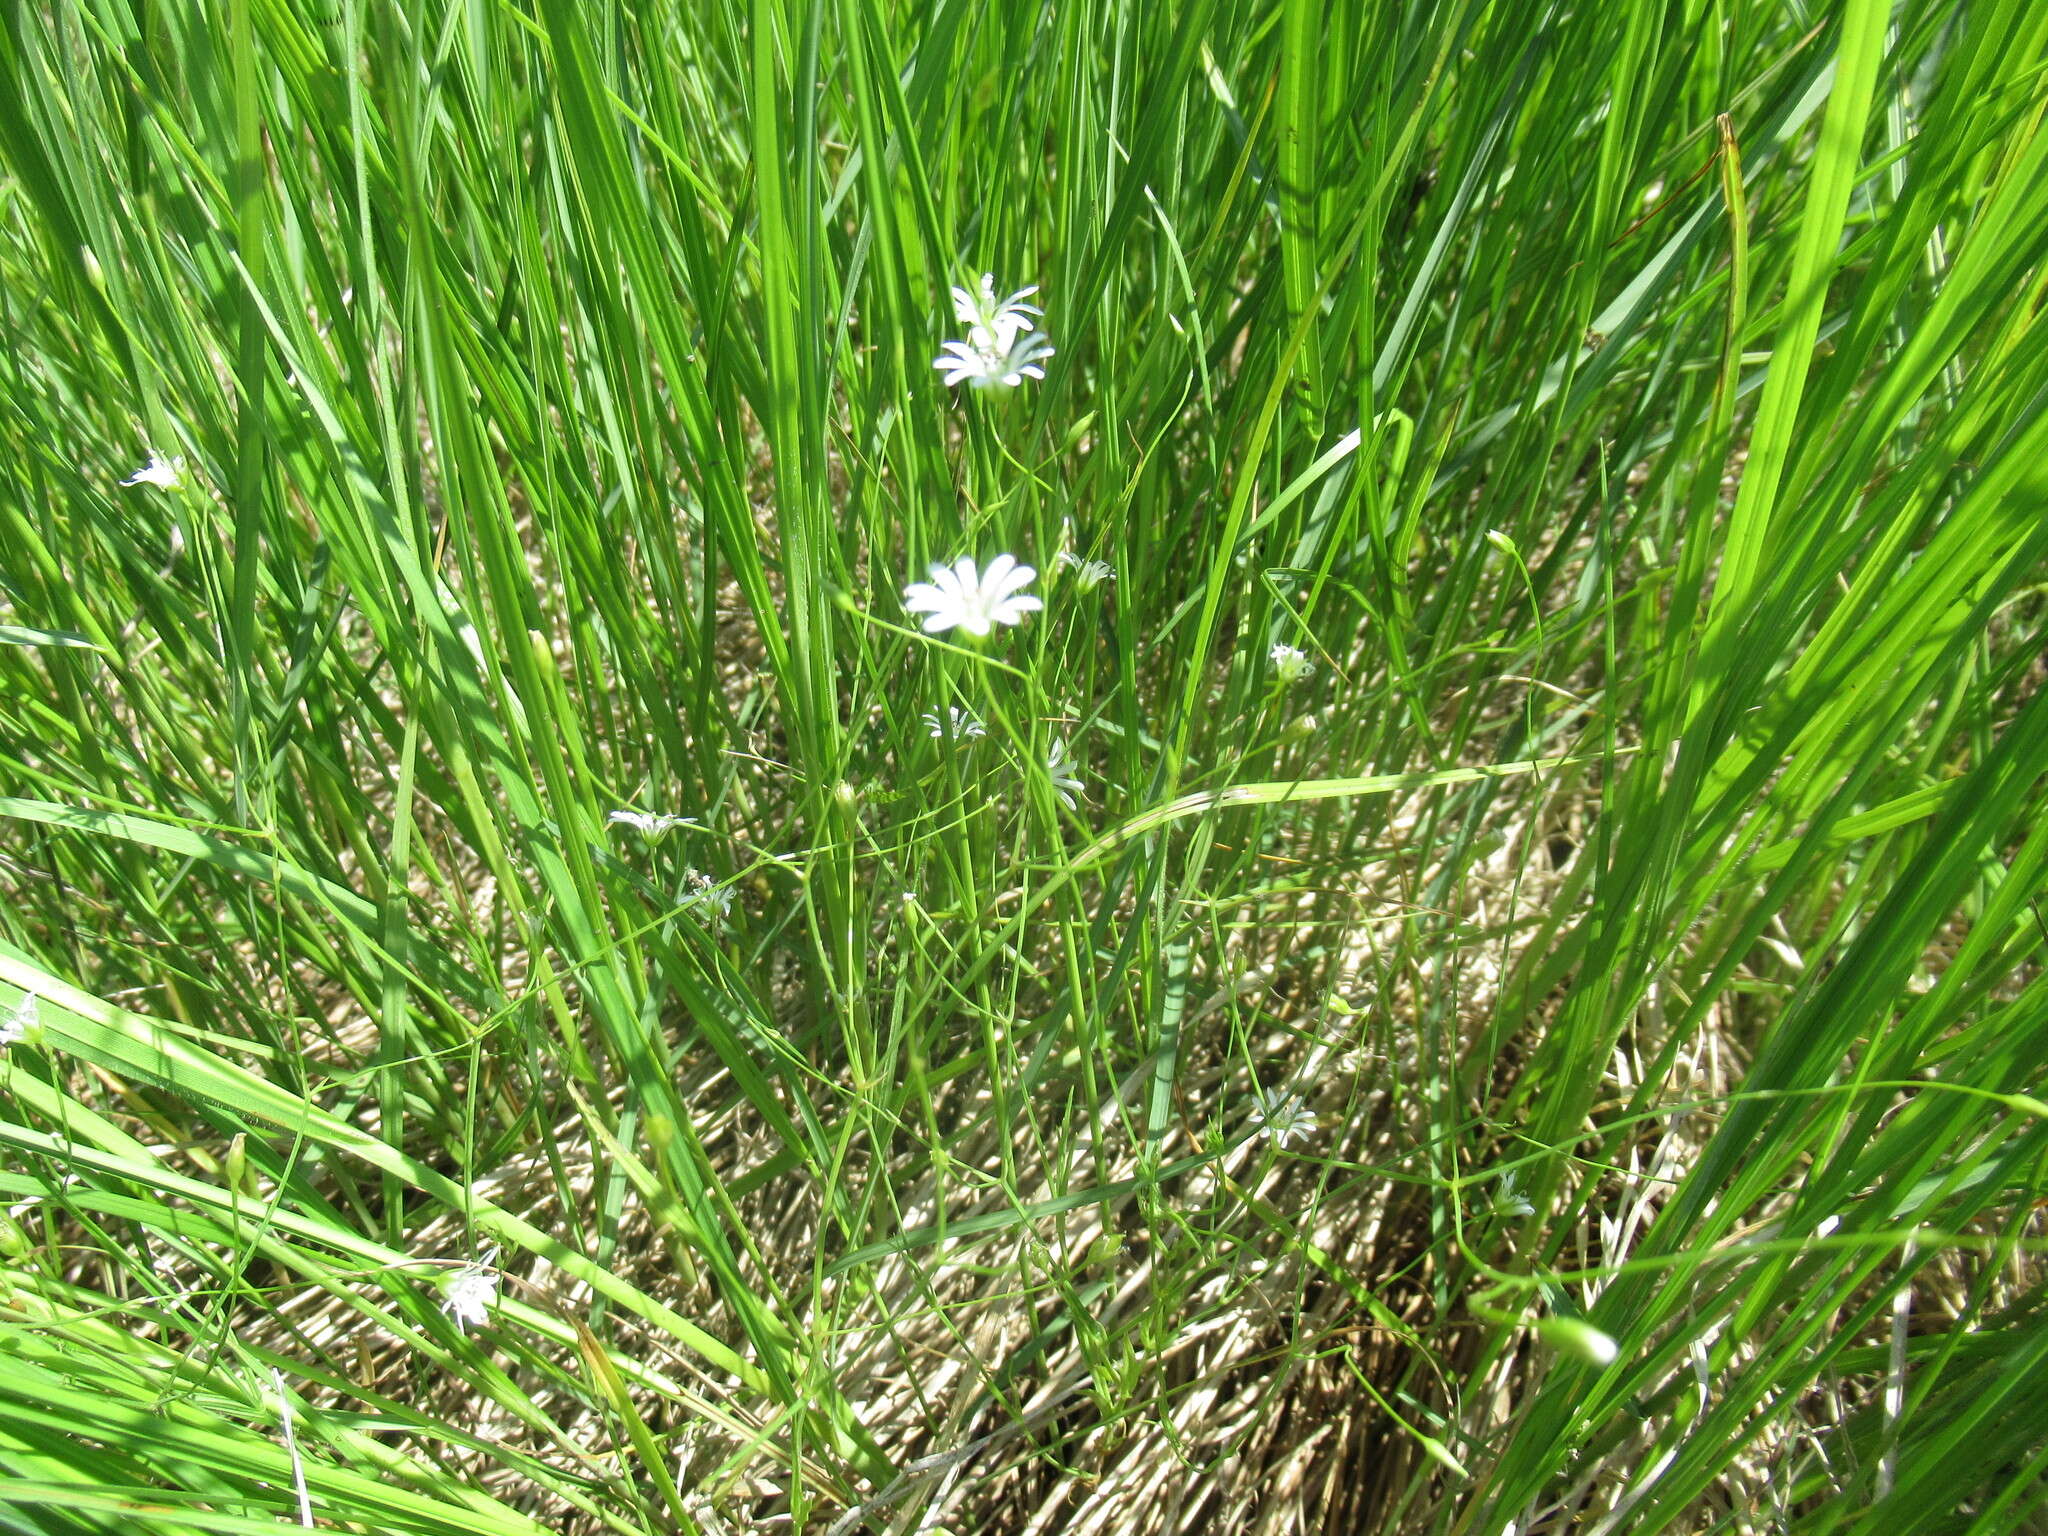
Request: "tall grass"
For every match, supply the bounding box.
[2,0,2045,1530]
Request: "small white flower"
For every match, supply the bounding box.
[121,452,186,491]
[1055,552,1114,590]
[923,706,987,741]
[607,809,697,840]
[933,327,1056,390]
[441,1262,499,1332]
[1493,1170,1536,1218]
[1269,644,1316,685]
[1250,1088,1317,1148]
[0,994,36,1050]
[950,274,1041,348]
[681,868,734,921]
[1046,738,1084,808]
[901,555,1043,637]
[934,277,1053,391]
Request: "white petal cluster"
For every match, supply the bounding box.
[1,993,36,1050]
[681,868,734,921]
[607,809,697,840]
[1250,1087,1317,1148]
[1493,1170,1536,1218]
[923,706,987,741]
[441,1264,499,1332]
[121,452,186,490]
[1056,552,1113,590]
[1046,738,1084,808]
[902,555,1042,637]
[1269,644,1316,685]
[934,274,1054,390]
[934,330,1055,390]
[951,274,1041,339]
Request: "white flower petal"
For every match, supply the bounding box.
[441,1265,499,1332]
[1046,739,1085,807]
[1269,644,1316,684]
[900,554,1041,638]
[993,556,1039,597]
[902,581,948,615]
[120,452,186,490]
[1251,1088,1317,1148]
[1,993,36,1050]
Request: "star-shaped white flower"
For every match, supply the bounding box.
[1250,1088,1316,1148]
[1269,644,1316,685]
[935,275,1053,390]
[1056,552,1114,590]
[924,706,987,741]
[1,993,36,1050]
[933,327,1056,390]
[902,555,1042,637]
[1046,738,1084,808]
[681,868,734,921]
[607,809,697,840]
[442,1263,499,1332]
[1492,1169,1536,1218]
[950,274,1042,347]
[121,452,186,491]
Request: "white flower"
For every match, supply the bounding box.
[934,277,1053,390]
[902,555,1042,637]
[121,452,186,491]
[933,326,1056,390]
[1046,738,1084,807]
[1,993,35,1050]
[681,868,734,921]
[441,1263,499,1332]
[950,274,1041,348]
[1493,1170,1536,1218]
[1056,552,1113,590]
[1250,1088,1316,1148]
[923,706,987,741]
[607,809,697,840]
[1269,644,1316,685]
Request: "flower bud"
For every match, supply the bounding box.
[1539,1316,1620,1367]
